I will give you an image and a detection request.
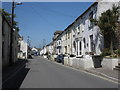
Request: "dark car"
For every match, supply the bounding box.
[55,54,65,64]
[28,53,33,59]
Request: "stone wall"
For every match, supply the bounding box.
[2,13,18,69]
[2,15,11,68]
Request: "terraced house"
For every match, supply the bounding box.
[52,1,120,56]
[41,0,120,58]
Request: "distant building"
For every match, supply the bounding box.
[48,42,54,54]
[40,46,47,55]
[31,47,39,56]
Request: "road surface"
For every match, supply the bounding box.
[20,56,118,88]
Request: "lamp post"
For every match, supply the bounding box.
[10,0,22,65]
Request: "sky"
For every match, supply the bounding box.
[2,2,94,48]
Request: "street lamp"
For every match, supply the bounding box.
[10,0,22,65]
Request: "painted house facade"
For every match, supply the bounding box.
[53,31,63,54]
[61,1,120,56]
[48,42,54,54]
[61,31,67,54]
[43,1,120,58]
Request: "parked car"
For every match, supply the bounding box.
[28,53,33,59]
[55,54,65,64]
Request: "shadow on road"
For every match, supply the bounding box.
[2,59,30,90]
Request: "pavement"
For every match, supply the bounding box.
[85,68,119,83]
[2,56,120,88]
[46,56,120,84]
[2,59,28,89]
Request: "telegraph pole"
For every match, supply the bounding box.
[27,36,30,46]
[10,0,22,66]
[9,0,15,66]
[43,39,45,47]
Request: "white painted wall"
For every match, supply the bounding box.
[61,31,67,54]
[56,38,62,54]
[48,44,53,54]
[81,3,102,55]
[19,40,28,58]
[32,47,38,52]
[71,1,119,56]
[43,47,47,54]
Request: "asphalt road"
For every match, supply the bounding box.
[20,56,118,88]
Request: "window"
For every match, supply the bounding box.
[78,26,80,34]
[79,41,82,55]
[73,30,75,37]
[89,11,94,28]
[65,46,67,54]
[83,38,86,48]
[68,31,70,39]
[90,35,95,52]
[66,33,67,40]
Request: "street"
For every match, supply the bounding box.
[20,56,118,88]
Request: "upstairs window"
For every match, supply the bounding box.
[83,38,86,48]
[68,30,70,39]
[78,26,80,34]
[89,11,94,28]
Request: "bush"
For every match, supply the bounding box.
[117,49,120,55]
[100,48,111,57]
[111,54,117,58]
[114,49,120,57]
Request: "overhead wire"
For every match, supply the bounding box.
[32,3,76,19]
[26,3,60,29]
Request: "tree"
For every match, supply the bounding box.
[91,5,120,55]
[2,9,20,31]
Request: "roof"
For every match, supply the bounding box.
[46,41,54,46]
[54,31,63,35]
[59,2,98,36]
